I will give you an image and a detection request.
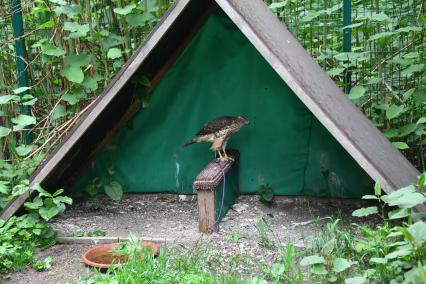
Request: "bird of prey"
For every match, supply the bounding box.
[183,116,249,161]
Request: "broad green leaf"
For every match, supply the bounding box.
[417,117,426,124]
[300,255,325,266]
[82,76,99,92]
[397,26,422,33]
[64,54,91,67]
[54,5,80,18]
[383,128,398,138]
[392,142,409,150]
[348,86,366,100]
[39,20,55,29]
[61,65,84,83]
[368,31,396,41]
[41,43,66,56]
[385,245,412,259]
[126,12,155,27]
[11,114,36,127]
[361,195,378,200]
[15,144,33,156]
[381,185,426,208]
[51,104,67,121]
[53,189,64,197]
[113,4,136,15]
[63,22,90,38]
[369,257,387,264]
[271,263,285,277]
[386,104,404,120]
[342,22,364,29]
[0,127,11,138]
[24,196,43,210]
[352,206,378,217]
[326,67,345,77]
[39,206,60,221]
[53,196,73,205]
[49,0,67,4]
[33,183,52,198]
[0,181,9,195]
[413,88,426,105]
[332,258,354,273]
[417,172,426,188]
[0,95,20,105]
[269,1,287,10]
[388,208,409,219]
[345,276,367,284]
[13,87,31,94]
[62,89,86,105]
[311,264,327,275]
[407,221,426,243]
[107,48,122,59]
[401,64,424,78]
[104,181,123,201]
[12,184,28,196]
[398,123,417,137]
[402,88,415,100]
[370,12,390,22]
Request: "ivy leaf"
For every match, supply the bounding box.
[300,255,325,266]
[64,54,91,67]
[11,114,36,127]
[126,13,155,27]
[53,196,73,205]
[0,95,20,105]
[113,4,136,15]
[401,64,424,78]
[332,258,354,273]
[104,181,123,201]
[386,104,404,120]
[15,144,33,156]
[39,206,60,221]
[107,48,122,59]
[352,206,378,217]
[0,127,11,138]
[392,142,409,150]
[348,86,366,100]
[60,65,84,83]
[41,43,66,57]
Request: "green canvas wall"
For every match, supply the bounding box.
[75,9,373,198]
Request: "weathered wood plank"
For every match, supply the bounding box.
[197,189,216,233]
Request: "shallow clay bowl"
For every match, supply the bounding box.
[82,241,159,269]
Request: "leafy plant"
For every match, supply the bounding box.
[32,256,53,271]
[258,184,273,204]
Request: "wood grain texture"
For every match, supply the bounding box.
[197,189,216,233]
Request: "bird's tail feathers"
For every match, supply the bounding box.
[182,139,196,147]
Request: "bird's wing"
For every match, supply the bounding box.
[196,116,237,136]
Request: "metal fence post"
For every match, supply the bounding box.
[343,0,352,93]
[11,0,32,143]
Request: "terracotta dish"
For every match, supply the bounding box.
[82,241,159,269]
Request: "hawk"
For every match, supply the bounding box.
[183,116,249,161]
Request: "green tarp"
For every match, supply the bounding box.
[76,10,373,198]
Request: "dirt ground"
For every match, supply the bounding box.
[4,194,380,284]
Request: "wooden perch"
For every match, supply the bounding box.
[193,149,240,233]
